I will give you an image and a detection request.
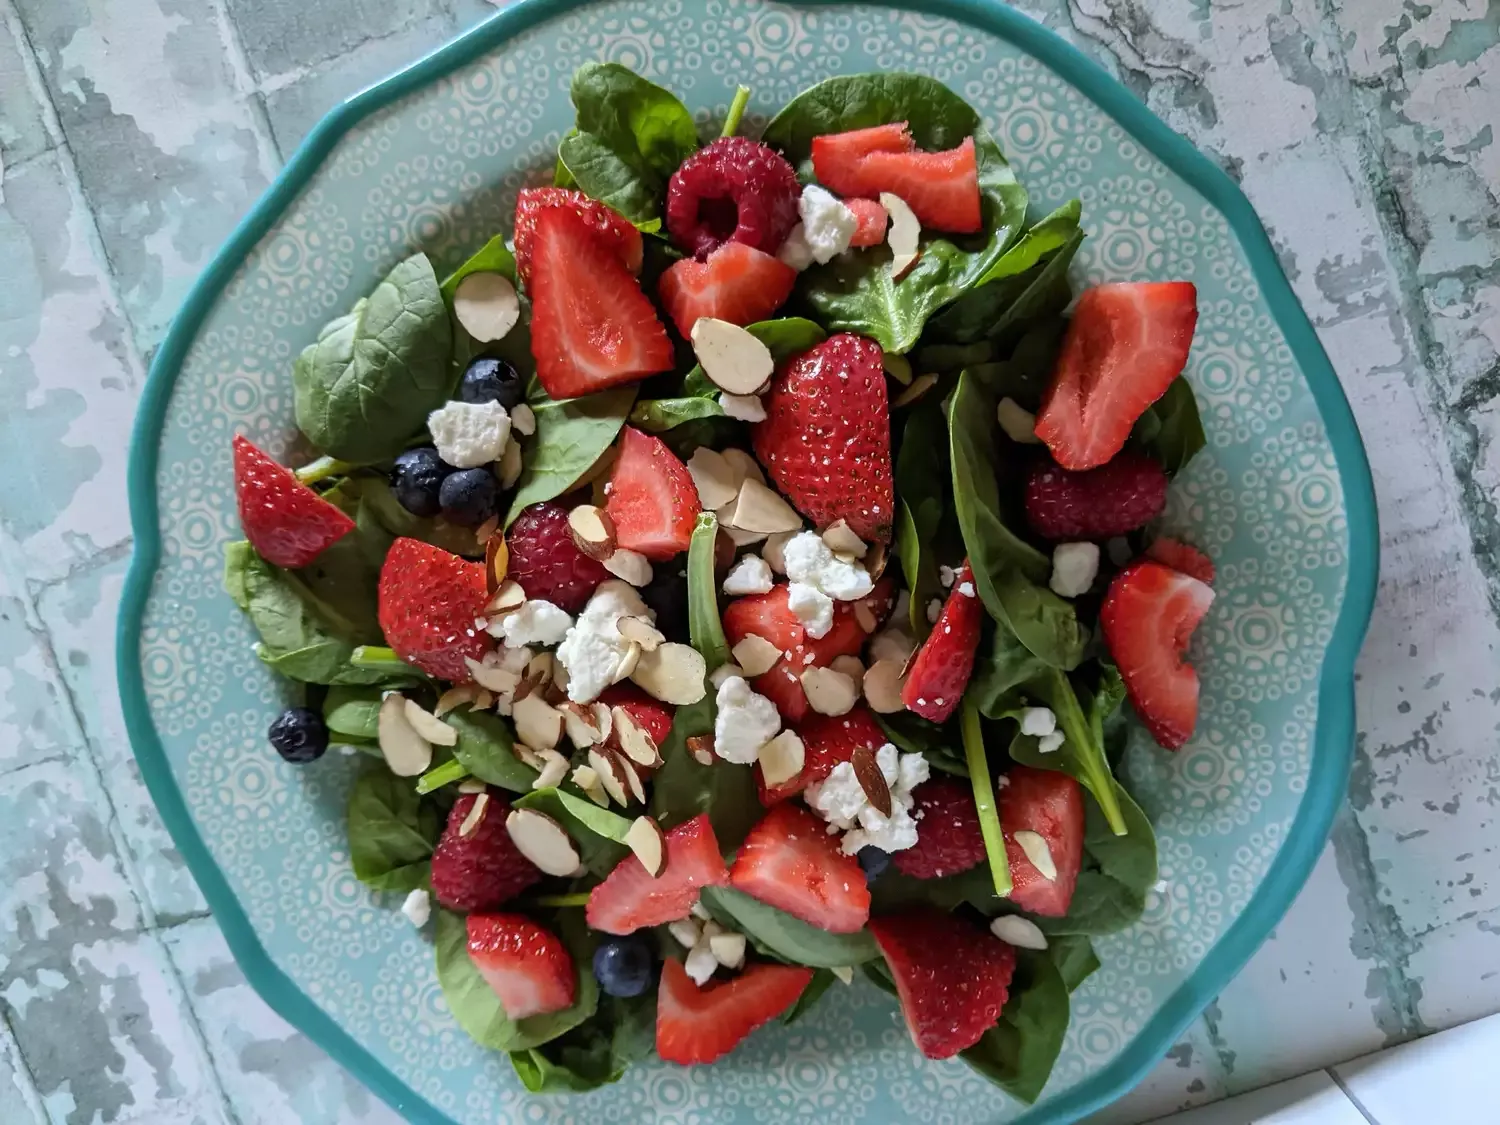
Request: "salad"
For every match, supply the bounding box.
[225,64,1212,1100]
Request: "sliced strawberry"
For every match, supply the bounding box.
[869,910,1016,1059]
[758,706,886,805]
[1146,537,1215,585]
[809,122,913,166]
[599,683,675,762]
[513,187,643,284]
[811,123,981,233]
[604,427,701,561]
[232,435,354,569]
[466,913,575,1020]
[377,537,492,682]
[730,803,870,932]
[752,334,894,542]
[657,241,797,337]
[891,777,986,879]
[430,790,542,912]
[527,205,673,400]
[901,562,983,722]
[844,197,889,247]
[656,957,813,1065]
[1035,282,1199,470]
[1100,560,1215,750]
[586,814,729,935]
[999,766,1085,917]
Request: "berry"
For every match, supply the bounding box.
[586,814,729,935]
[466,913,576,1020]
[811,123,981,234]
[513,186,643,284]
[857,846,891,881]
[640,562,690,640]
[604,428,701,561]
[759,706,886,805]
[377,538,492,681]
[892,777,985,879]
[999,766,1086,917]
[505,502,611,614]
[438,467,501,528]
[458,357,525,410]
[665,136,801,260]
[1035,282,1199,470]
[657,242,798,338]
[1100,560,1215,750]
[598,683,675,756]
[753,334,894,543]
[656,957,813,1066]
[868,909,1017,1059]
[1146,537,1216,585]
[430,790,543,912]
[527,204,673,400]
[1023,453,1168,541]
[901,562,984,723]
[232,435,355,568]
[390,446,452,518]
[730,803,871,933]
[592,936,655,998]
[844,197,889,247]
[267,707,328,763]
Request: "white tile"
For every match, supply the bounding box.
[1333,1014,1500,1125]
[1144,1070,1367,1125]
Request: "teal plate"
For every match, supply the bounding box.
[117,1,1378,1122]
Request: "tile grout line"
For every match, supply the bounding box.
[0,1009,48,1125]
[202,0,285,173]
[1326,1066,1383,1125]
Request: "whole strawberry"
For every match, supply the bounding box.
[232,435,354,568]
[430,789,542,912]
[753,333,895,543]
[1024,451,1168,541]
[377,537,491,682]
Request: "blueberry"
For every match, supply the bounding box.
[640,565,690,641]
[592,936,655,997]
[391,446,452,518]
[857,847,890,881]
[459,357,524,410]
[268,707,328,763]
[439,468,500,527]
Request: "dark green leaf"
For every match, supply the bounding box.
[959,949,1069,1103]
[968,623,1049,716]
[323,685,384,741]
[1048,935,1100,993]
[688,513,729,669]
[699,886,879,968]
[440,235,516,300]
[783,968,839,1024]
[347,766,440,892]
[894,398,949,640]
[509,992,655,1092]
[1132,377,1206,475]
[445,708,536,792]
[515,787,632,877]
[868,864,996,914]
[504,381,636,526]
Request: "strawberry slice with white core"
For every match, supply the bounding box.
[604,427,701,561]
[657,241,797,337]
[729,803,870,932]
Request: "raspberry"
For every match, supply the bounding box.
[1023,451,1168,541]
[1146,536,1216,585]
[430,790,542,912]
[505,501,610,613]
[666,136,801,260]
[893,778,986,880]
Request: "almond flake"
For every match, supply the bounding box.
[612,706,662,768]
[505,808,581,877]
[997,397,1042,444]
[458,792,490,837]
[510,402,536,437]
[830,654,865,684]
[483,532,510,593]
[881,192,921,279]
[484,580,526,616]
[708,662,745,690]
[434,685,478,717]
[617,615,665,652]
[708,931,747,969]
[854,602,879,634]
[691,317,775,395]
[831,965,855,985]
[513,743,545,770]
[757,730,806,788]
[614,750,647,803]
[727,478,802,534]
[588,747,633,806]
[990,914,1049,951]
[453,271,520,342]
[851,744,893,817]
[611,641,642,684]
[893,372,939,409]
[730,634,781,678]
[687,734,717,766]
[603,548,653,587]
[821,519,867,559]
[863,659,907,714]
[457,777,488,795]
[474,688,495,711]
[377,694,432,777]
[624,816,668,877]
[721,447,765,489]
[800,666,858,717]
[762,531,795,574]
[402,699,459,747]
[723,522,770,547]
[686,447,740,510]
[499,437,523,488]
[512,693,563,751]
[1014,830,1057,881]
[567,504,617,561]
[466,656,520,695]
[475,515,500,548]
[668,918,702,949]
[571,764,609,807]
[631,642,708,705]
[560,701,607,749]
[864,540,889,579]
[532,748,570,790]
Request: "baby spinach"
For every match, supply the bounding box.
[968,622,1048,715]
[504,378,636,527]
[510,992,655,1092]
[959,949,1069,1103]
[444,707,536,792]
[983,228,1085,352]
[1048,935,1100,993]
[332,475,482,560]
[629,395,726,434]
[687,512,729,669]
[894,397,950,640]
[441,235,516,301]
[347,766,441,892]
[556,63,699,225]
[1132,376,1205,475]
[1036,781,1157,936]
[762,74,1029,353]
[514,787,632,877]
[323,685,384,741]
[293,253,454,464]
[699,886,880,968]
[782,969,838,1025]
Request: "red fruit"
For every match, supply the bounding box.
[231,435,354,569]
[586,814,729,935]
[730,804,870,932]
[1100,560,1215,750]
[466,913,576,1020]
[658,242,797,337]
[656,957,812,1066]
[869,910,1017,1059]
[604,427,701,561]
[1035,282,1199,470]
[430,790,542,912]
[1024,452,1169,541]
[999,766,1085,917]
[1146,537,1215,585]
[759,706,886,805]
[665,136,802,260]
[892,777,986,879]
[752,334,895,543]
[505,501,610,613]
[844,197,889,246]
[599,683,675,757]
[812,123,981,234]
[901,562,984,723]
[377,538,491,682]
[527,205,673,400]
[513,187,643,284]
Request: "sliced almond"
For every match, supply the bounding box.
[830,654,865,685]
[863,659,907,714]
[613,706,662,768]
[990,914,1049,951]
[611,641,642,685]
[668,917,702,948]
[850,744,893,817]
[1014,830,1057,881]
[567,504,618,561]
[617,615,665,652]
[603,548,653,587]
[686,447,741,511]
[377,694,433,776]
[708,931,747,970]
[484,580,526,616]
[624,816,668,876]
[731,634,781,678]
[727,478,802,535]
[762,530,795,574]
[893,372,939,409]
[821,519,867,559]
[559,701,607,749]
[482,532,510,593]
[401,699,459,747]
[854,602,879,634]
[880,192,921,279]
[474,688,495,711]
[800,666,858,717]
[513,743,545,771]
[588,747,633,806]
[512,693,563,751]
[614,748,648,803]
[708,662,745,690]
[434,684,478,717]
[458,777,488,795]
[510,402,536,437]
[831,965,855,985]
[758,730,806,788]
[687,734,717,766]
[498,436,523,489]
[631,642,708,705]
[532,748,570,790]
[458,792,490,837]
[724,523,770,547]
[466,656,520,695]
[571,764,609,807]
[475,515,499,548]
[505,808,581,877]
[514,651,557,703]
[453,272,520,342]
[720,447,765,488]
[864,540,889,579]
[691,317,775,395]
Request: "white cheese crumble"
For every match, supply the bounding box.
[684,937,719,985]
[1049,541,1101,598]
[777,223,815,271]
[1020,707,1057,737]
[798,184,858,264]
[787,582,834,639]
[427,400,511,469]
[926,598,943,624]
[939,564,957,589]
[805,742,930,854]
[782,530,873,601]
[719,392,767,422]
[713,675,782,764]
[400,888,431,928]
[1038,731,1065,754]
[723,554,774,596]
[555,581,653,703]
[496,600,573,648]
[957,581,975,598]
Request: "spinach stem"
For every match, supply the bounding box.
[350,645,411,672]
[687,512,729,669]
[961,699,1013,898]
[1048,669,1127,835]
[531,892,591,908]
[721,86,751,138]
[293,455,354,484]
[416,759,470,794]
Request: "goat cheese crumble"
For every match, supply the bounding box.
[805,742,930,854]
[427,400,512,468]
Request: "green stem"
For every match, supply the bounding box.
[1047,669,1127,835]
[294,455,355,484]
[687,512,729,669]
[416,759,470,795]
[531,892,591,908]
[721,86,751,138]
[962,699,1013,898]
[350,646,418,675]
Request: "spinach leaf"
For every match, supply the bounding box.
[687,512,729,669]
[509,992,655,1092]
[699,886,879,968]
[783,968,839,1025]
[515,787,632,877]
[435,908,598,1051]
[347,766,440,892]
[959,949,1069,1103]
[629,395,726,434]
[445,708,536,792]
[293,253,454,464]
[876,712,966,777]
[1048,935,1100,993]
[440,235,527,373]
[762,74,1028,353]
[504,380,635,527]
[968,623,1048,715]
[441,235,516,301]
[1037,781,1157,936]
[1132,376,1205,475]
[556,63,698,225]
[323,685,384,741]
[330,475,482,560]
[894,398,950,640]
[869,864,998,915]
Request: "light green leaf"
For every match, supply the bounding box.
[504,381,636,527]
[699,886,880,968]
